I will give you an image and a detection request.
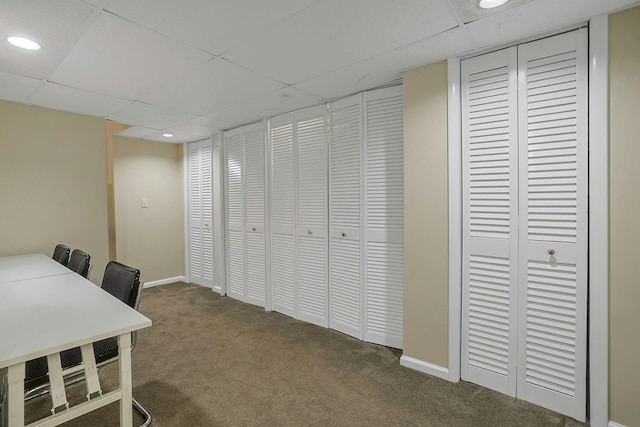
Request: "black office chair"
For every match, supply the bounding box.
[66,249,91,278]
[23,261,151,426]
[51,244,70,266]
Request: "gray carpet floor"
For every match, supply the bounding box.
[25,282,586,426]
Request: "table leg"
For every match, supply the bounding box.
[6,363,25,427]
[119,333,132,427]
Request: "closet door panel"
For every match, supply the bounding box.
[270,115,296,317]
[188,139,214,288]
[364,86,404,349]
[244,123,266,307]
[517,29,587,422]
[296,106,328,327]
[329,94,363,339]
[224,130,245,301]
[201,142,214,283]
[188,142,203,283]
[461,47,519,397]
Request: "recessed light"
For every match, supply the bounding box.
[7,36,40,50]
[162,133,174,138]
[478,0,510,9]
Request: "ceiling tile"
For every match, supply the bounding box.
[294,28,473,99]
[223,0,458,85]
[142,58,285,115]
[107,102,198,130]
[140,116,240,143]
[29,82,133,117]
[0,0,94,79]
[208,86,325,125]
[0,71,40,103]
[115,125,156,139]
[105,0,317,55]
[449,0,532,24]
[49,12,213,101]
[466,0,638,49]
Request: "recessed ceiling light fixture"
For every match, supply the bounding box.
[7,36,40,50]
[478,0,510,9]
[162,133,174,138]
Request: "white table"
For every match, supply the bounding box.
[0,255,152,427]
[0,254,72,284]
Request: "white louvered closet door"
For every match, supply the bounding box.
[329,94,364,340]
[270,113,296,317]
[295,105,328,327]
[243,123,266,307]
[461,47,519,397]
[461,29,588,422]
[223,128,245,302]
[188,139,214,288]
[516,29,587,421]
[363,86,404,349]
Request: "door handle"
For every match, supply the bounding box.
[548,249,555,255]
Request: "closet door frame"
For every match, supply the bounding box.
[447,19,610,425]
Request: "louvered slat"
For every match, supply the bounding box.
[189,226,201,276]
[226,230,244,299]
[246,232,265,306]
[297,114,326,228]
[244,128,264,226]
[330,102,361,229]
[525,49,579,244]
[297,236,327,326]
[468,254,511,376]
[271,234,295,317]
[329,237,361,337]
[365,241,403,346]
[225,133,243,226]
[468,64,512,240]
[525,261,577,396]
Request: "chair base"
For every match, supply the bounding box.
[133,397,152,427]
[23,381,152,427]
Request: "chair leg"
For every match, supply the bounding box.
[133,397,152,427]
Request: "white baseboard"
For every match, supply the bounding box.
[143,276,186,288]
[609,422,627,427]
[400,355,450,381]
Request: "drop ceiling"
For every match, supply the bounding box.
[0,0,637,143]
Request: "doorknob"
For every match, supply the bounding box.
[548,249,555,255]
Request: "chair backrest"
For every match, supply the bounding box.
[52,244,71,266]
[67,249,91,278]
[101,261,142,309]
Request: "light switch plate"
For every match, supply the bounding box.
[141,197,148,208]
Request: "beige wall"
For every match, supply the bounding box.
[113,136,185,284]
[0,100,109,284]
[609,6,640,426]
[403,61,450,367]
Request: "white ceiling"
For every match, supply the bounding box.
[0,0,638,143]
